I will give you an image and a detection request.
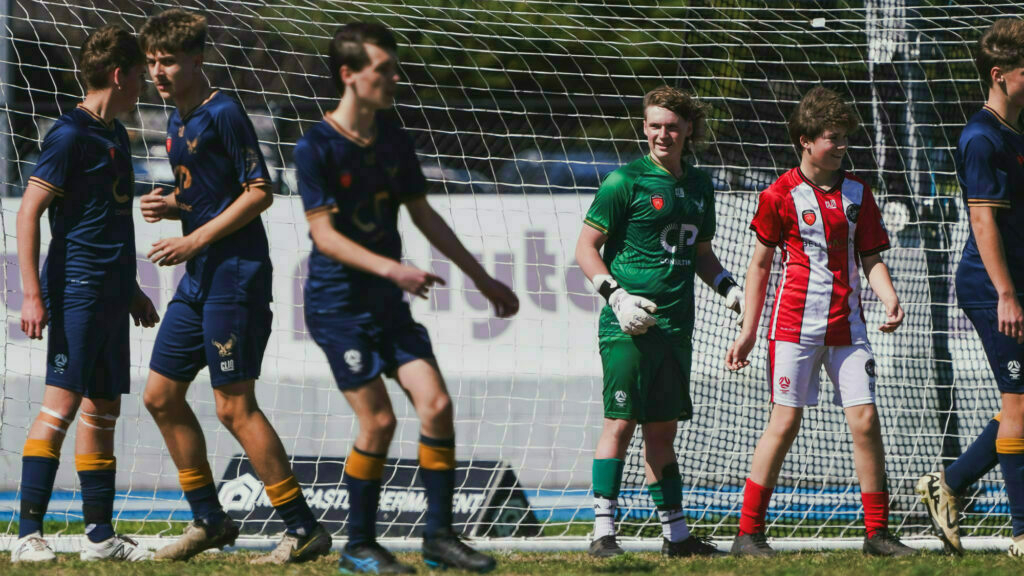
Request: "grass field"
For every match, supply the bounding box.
[0,549,1022,575]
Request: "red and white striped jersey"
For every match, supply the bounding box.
[750,168,890,346]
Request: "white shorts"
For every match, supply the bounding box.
[768,340,877,408]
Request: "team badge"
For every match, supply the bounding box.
[166,137,172,153]
[802,209,816,226]
[1009,360,1021,381]
[109,148,116,160]
[52,353,68,375]
[340,172,352,188]
[778,376,791,392]
[344,349,363,373]
[846,203,860,223]
[186,138,199,154]
[614,390,627,405]
[865,358,876,378]
[1017,154,1024,166]
[212,334,238,357]
[651,193,665,211]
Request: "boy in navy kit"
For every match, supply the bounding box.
[137,9,329,563]
[295,22,518,574]
[13,24,158,563]
[917,19,1024,557]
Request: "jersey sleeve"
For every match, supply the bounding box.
[697,171,716,242]
[855,185,890,256]
[584,170,631,235]
[396,127,427,203]
[960,133,1009,209]
[294,136,336,220]
[29,123,78,197]
[749,188,783,246]
[212,99,271,189]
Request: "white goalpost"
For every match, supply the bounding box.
[0,0,1018,551]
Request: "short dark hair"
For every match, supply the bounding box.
[329,22,398,94]
[642,85,710,154]
[977,19,1024,87]
[79,24,144,91]
[139,9,207,56]
[788,86,859,158]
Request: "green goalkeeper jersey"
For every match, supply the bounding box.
[584,155,716,340]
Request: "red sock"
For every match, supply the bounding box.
[738,478,773,535]
[861,491,889,538]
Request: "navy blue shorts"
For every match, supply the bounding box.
[306,303,434,391]
[964,307,1024,394]
[45,294,130,400]
[149,299,272,387]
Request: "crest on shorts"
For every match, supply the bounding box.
[650,193,665,211]
[52,353,68,375]
[344,349,363,373]
[212,333,238,358]
[778,376,791,392]
[865,358,876,378]
[1009,360,1021,381]
[846,203,860,223]
[802,209,816,226]
[614,390,627,405]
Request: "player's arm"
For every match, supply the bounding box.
[306,212,442,299]
[971,205,1022,341]
[148,182,272,266]
[694,241,743,318]
[405,197,518,317]
[16,181,56,339]
[576,222,656,335]
[725,241,773,371]
[862,253,904,333]
[140,186,181,222]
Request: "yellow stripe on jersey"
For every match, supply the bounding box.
[305,204,339,220]
[584,218,608,235]
[243,178,271,190]
[28,176,64,196]
[966,199,1011,207]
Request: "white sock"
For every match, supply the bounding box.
[593,497,617,539]
[658,508,690,543]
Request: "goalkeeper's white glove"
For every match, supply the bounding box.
[714,270,744,326]
[593,274,657,335]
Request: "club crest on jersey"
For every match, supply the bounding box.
[186,138,199,155]
[802,209,816,226]
[108,147,116,160]
[340,172,352,188]
[846,203,860,223]
[166,137,172,153]
[651,193,665,211]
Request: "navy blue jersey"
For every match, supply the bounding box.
[295,113,427,313]
[166,91,272,303]
[955,106,1024,309]
[31,104,136,299]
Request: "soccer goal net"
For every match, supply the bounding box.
[0,0,1014,548]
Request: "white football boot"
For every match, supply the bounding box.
[80,533,154,561]
[11,532,56,562]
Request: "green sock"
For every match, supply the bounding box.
[592,458,625,499]
[649,463,682,510]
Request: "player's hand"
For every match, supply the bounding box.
[130,289,160,328]
[478,277,519,318]
[878,299,904,333]
[140,187,170,223]
[21,293,48,340]
[725,331,756,371]
[148,235,201,266]
[998,293,1024,343]
[387,263,445,299]
[724,284,744,326]
[608,289,657,335]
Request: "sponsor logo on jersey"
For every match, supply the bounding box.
[52,353,68,375]
[674,185,685,198]
[651,193,665,211]
[865,358,876,378]
[1009,360,1021,381]
[344,349,363,373]
[802,209,816,226]
[846,203,860,223]
[824,199,837,210]
[340,172,352,188]
[778,376,791,392]
[614,390,627,405]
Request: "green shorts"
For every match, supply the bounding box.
[599,329,692,423]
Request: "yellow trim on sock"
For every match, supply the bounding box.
[178,463,215,492]
[996,438,1024,454]
[346,450,385,481]
[75,452,116,471]
[995,412,1002,422]
[419,442,455,471]
[264,475,302,507]
[23,438,61,460]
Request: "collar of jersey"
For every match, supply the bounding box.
[76,103,114,130]
[646,154,686,180]
[179,90,220,123]
[982,105,1024,135]
[324,114,377,148]
[797,166,844,195]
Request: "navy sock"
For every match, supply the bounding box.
[78,470,116,543]
[344,448,385,547]
[419,435,455,538]
[265,475,317,537]
[19,456,60,537]
[945,418,1000,494]
[997,439,1024,537]
[184,483,227,527]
